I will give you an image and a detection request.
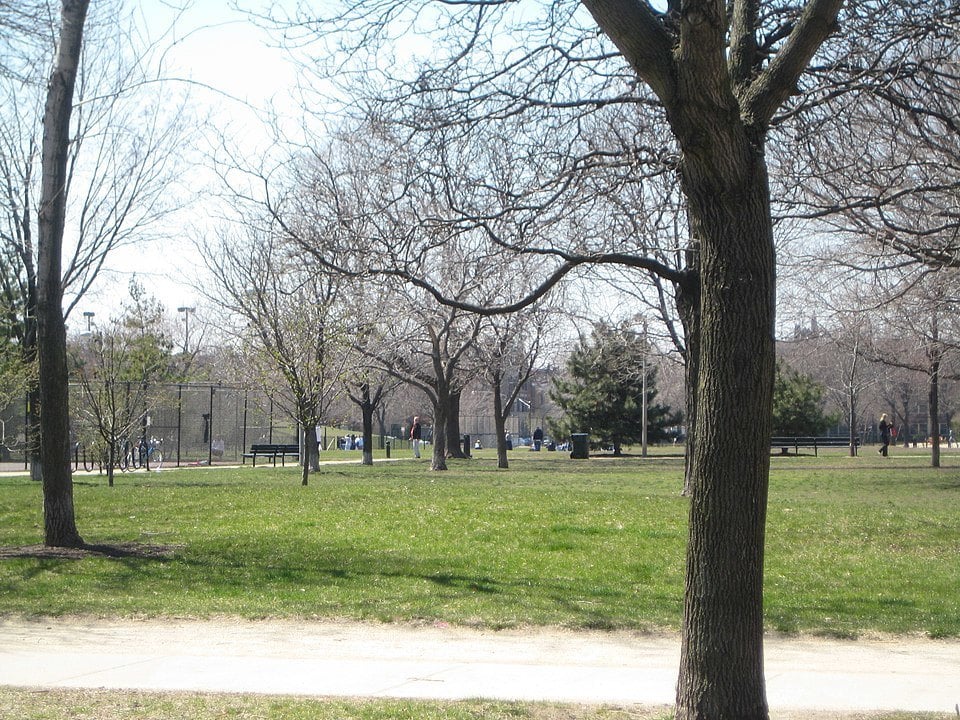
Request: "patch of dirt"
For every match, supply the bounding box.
[0,542,181,560]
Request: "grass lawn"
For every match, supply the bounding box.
[0,688,951,720]
[1,447,958,637]
[0,690,674,720]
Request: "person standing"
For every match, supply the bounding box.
[410,416,422,459]
[878,413,891,457]
[533,426,544,451]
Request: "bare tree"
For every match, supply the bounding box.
[371,283,484,471]
[72,316,160,487]
[473,296,559,469]
[36,0,90,546]
[344,281,402,466]
[863,277,960,467]
[260,1,863,713]
[200,224,350,486]
[2,1,191,484]
[781,5,959,268]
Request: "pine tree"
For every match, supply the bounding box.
[549,323,679,455]
[772,360,837,436]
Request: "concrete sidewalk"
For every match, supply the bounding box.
[1,618,958,714]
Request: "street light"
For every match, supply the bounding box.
[177,306,195,354]
[82,311,95,334]
[639,318,648,458]
[642,345,648,457]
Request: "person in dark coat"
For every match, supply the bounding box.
[878,413,891,457]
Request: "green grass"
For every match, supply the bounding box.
[0,689,669,720]
[0,689,952,720]
[1,448,958,637]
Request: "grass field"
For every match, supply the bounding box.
[0,690,671,720]
[1,447,958,638]
[0,688,950,720]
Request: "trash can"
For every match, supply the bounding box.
[570,433,589,459]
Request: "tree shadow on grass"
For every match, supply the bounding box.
[0,542,181,561]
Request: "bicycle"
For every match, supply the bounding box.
[129,436,163,470]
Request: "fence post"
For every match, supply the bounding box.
[176,384,183,468]
[242,390,248,461]
[208,385,215,466]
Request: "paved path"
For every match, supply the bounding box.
[1,618,958,715]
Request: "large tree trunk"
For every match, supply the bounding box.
[674,138,775,718]
[360,385,375,466]
[929,360,940,469]
[446,391,465,458]
[37,0,90,548]
[492,375,509,469]
[847,387,858,457]
[430,389,449,471]
[676,272,700,496]
[928,315,940,468]
[28,388,41,482]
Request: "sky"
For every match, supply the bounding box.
[79,2,302,329]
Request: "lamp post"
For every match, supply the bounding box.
[642,348,648,457]
[641,319,648,458]
[177,306,195,354]
[515,397,531,440]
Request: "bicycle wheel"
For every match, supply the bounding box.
[82,445,95,472]
[117,442,131,471]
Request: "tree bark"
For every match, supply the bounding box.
[430,390,448,471]
[360,384,375,466]
[676,271,700,496]
[928,360,940,469]
[300,423,319,486]
[675,137,775,719]
[37,0,90,548]
[492,375,509,469]
[847,387,858,458]
[28,389,41,482]
[446,390,465,458]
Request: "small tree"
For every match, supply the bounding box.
[200,224,349,486]
[549,322,678,455]
[771,360,836,437]
[73,331,150,486]
[71,281,175,486]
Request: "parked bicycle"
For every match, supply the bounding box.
[127,436,163,470]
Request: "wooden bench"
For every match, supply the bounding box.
[243,443,299,466]
[771,436,860,456]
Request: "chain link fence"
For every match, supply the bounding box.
[0,382,411,473]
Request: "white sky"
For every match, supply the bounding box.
[79,2,302,329]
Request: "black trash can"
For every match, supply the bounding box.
[570,433,589,459]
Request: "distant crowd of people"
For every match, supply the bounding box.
[338,434,364,450]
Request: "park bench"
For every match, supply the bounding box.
[770,436,860,456]
[243,443,300,467]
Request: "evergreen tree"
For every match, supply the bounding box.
[549,323,678,455]
[772,360,837,436]
[119,277,176,384]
